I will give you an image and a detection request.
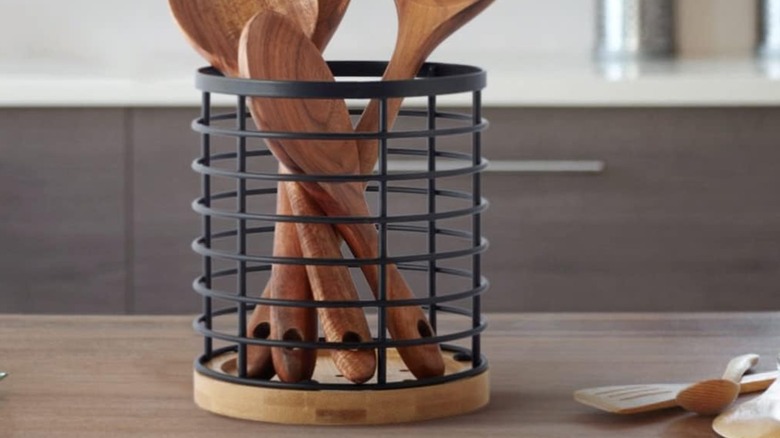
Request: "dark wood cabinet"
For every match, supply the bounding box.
[1,107,779,313]
[0,109,127,313]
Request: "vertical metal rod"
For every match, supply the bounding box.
[427,95,438,332]
[471,91,482,368]
[236,96,248,378]
[377,97,389,385]
[201,92,213,358]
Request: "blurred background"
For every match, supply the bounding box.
[1,0,779,314]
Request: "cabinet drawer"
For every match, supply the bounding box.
[0,109,126,314]
[480,108,780,311]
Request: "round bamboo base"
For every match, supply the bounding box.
[193,349,489,425]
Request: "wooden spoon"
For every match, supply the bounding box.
[355,0,495,175]
[284,178,376,383]
[167,0,258,75]
[267,180,319,382]
[168,0,320,381]
[312,0,351,51]
[239,10,377,384]
[255,0,360,383]
[714,355,780,437]
[676,354,759,415]
[256,0,318,37]
[239,10,444,379]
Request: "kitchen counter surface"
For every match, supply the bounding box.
[2,312,779,437]
[2,56,780,107]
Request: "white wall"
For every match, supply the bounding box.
[0,0,761,76]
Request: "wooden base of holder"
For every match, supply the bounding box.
[193,348,489,425]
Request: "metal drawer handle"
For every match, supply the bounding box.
[382,159,606,174]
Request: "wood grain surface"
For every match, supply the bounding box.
[2,313,780,436]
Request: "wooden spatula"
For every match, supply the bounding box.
[284,176,376,383]
[575,370,778,415]
[714,365,780,437]
[255,0,357,383]
[239,10,377,384]
[239,10,444,380]
[168,0,319,381]
[355,0,495,175]
[312,0,351,51]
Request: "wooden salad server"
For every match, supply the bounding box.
[312,0,352,51]
[284,177,376,383]
[355,0,495,175]
[239,10,444,380]
[256,0,357,383]
[168,0,321,381]
[239,10,377,384]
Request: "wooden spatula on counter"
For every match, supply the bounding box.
[355,0,495,175]
[575,358,777,415]
[168,0,321,382]
[239,10,444,380]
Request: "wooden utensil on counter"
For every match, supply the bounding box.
[239,10,377,384]
[239,10,444,380]
[575,363,776,415]
[676,354,759,415]
[713,384,780,437]
[168,0,319,381]
[714,354,780,437]
[355,0,495,175]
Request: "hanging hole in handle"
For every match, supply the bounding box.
[342,331,362,352]
[282,328,303,351]
[253,322,270,339]
[417,320,433,338]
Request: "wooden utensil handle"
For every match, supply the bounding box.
[260,155,445,379]
[246,293,275,379]
[238,12,439,379]
[298,181,445,378]
[722,354,760,382]
[285,180,376,384]
[269,180,318,383]
[739,371,780,393]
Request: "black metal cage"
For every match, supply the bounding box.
[190,61,489,391]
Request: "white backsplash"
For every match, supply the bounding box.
[0,0,759,77]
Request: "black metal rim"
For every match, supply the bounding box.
[194,61,487,99]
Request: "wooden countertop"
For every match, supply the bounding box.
[2,313,779,437]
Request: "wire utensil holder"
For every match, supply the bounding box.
[189,61,489,424]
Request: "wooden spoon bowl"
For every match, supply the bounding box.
[675,379,740,415]
[355,0,495,174]
[676,353,759,415]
